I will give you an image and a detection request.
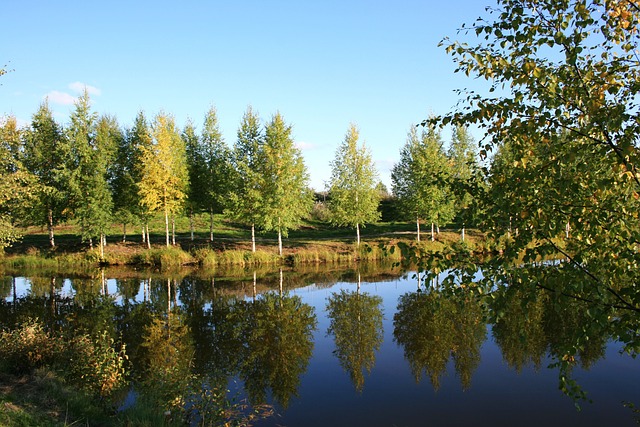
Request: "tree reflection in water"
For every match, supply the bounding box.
[393,279,485,391]
[326,272,384,392]
[234,291,317,408]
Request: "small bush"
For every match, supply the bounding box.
[192,247,217,268]
[136,247,195,267]
[62,331,128,398]
[310,201,331,222]
[0,319,128,399]
[0,319,61,374]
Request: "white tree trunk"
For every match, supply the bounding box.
[461,225,465,241]
[48,208,55,248]
[146,224,151,249]
[165,208,170,247]
[252,270,257,301]
[251,224,256,253]
[431,222,435,241]
[278,217,283,256]
[122,223,127,243]
[167,278,171,313]
[356,223,361,246]
[416,217,421,242]
[172,215,176,245]
[210,208,214,242]
[189,209,194,241]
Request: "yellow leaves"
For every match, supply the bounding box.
[606,0,639,34]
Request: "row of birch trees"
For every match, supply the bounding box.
[0,90,479,253]
[0,93,387,254]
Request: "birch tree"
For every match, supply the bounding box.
[447,125,479,241]
[392,125,454,241]
[327,124,380,246]
[129,112,153,247]
[429,0,640,398]
[0,116,33,250]
[257,112,313,256]
[22,101,71,248]
[111,113,146,242]
[183,120,203,241]
[229,106,264,252]
[138,112,189,247]
[200,107,233,242]
[67,90,116,256]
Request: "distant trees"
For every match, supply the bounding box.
[447,125,479,240]
[327,124,380,246]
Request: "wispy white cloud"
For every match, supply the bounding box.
[45,90,77,106]
[375,157,396,173]
[69,81,101,96]
[296,140,319,151]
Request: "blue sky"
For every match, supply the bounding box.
[1,0,493,191]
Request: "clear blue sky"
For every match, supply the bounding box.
[1,0,493,191]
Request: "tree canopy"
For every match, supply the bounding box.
[426,0,640,399]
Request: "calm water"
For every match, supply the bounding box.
[2,268,639,426]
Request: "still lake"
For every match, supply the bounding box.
[2,266,639,426]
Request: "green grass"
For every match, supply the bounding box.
[0,370,114,427]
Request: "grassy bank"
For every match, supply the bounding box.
[1,215,490,269]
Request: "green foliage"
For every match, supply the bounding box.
[234,292,317,408]
[447,125,482,227]
[0,116,34,250]
[393,288,485,390]
[185,107,234,241]
[201,107,233,218]
[111,111,148,234]
[428,0,640,397]
[67,90,115,247]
